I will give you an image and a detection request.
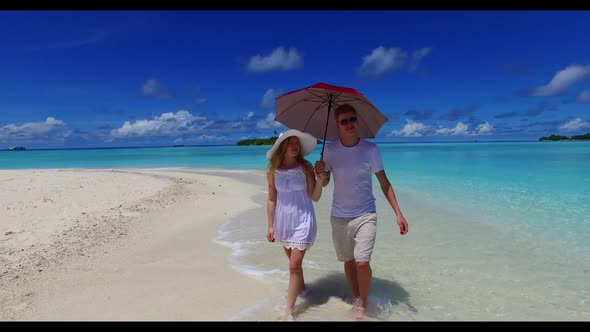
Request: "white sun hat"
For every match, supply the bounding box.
[266,129,317,160]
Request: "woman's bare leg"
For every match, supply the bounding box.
[283,247,306,320]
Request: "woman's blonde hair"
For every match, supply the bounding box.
[267,136,313,175]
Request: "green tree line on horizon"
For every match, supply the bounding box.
[236,137,279,146]
[539,132,590,141]
[236,129,279,146]
[237,130,322,146]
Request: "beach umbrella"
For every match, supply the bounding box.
[274,82,388,158]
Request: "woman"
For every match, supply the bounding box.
[266,129,327,321]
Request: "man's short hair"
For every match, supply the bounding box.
[334,104,357,119]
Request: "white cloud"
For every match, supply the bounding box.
[186,97,207,109]
[531,64,590,96]
[358,46,407,78]
[109,110,210,139]
[409,47,432,71]
[390,120,430,136]
[247,47,303,73]
[0,117,68,141]
[174,135,231,144]
[476,122,494,135]
[238,112,256,123]
[358,46,431,78]
[142,79,158,95]
[256,112,283,129]
[560,118,590,132]
[260,88,284,109]
[195,134,230,142]
[141,79,172,99]
[576,90,590,103]
[50,31,106,49]
[28,31,106,51]
[435,122,470,136]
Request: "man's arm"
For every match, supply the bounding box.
[375,170,408,235]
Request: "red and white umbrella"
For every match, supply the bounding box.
[274,82,388,157]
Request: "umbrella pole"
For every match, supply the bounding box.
[320,94,332,160]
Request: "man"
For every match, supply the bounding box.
[314,103,409,317]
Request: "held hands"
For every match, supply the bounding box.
[397,215,409,235]
[267,227,275,242]
[316,170,328,186]
[314,160,326,174]
[314,160,329,186]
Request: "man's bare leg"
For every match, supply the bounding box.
[344,260,360,299]
[355,261,372,314]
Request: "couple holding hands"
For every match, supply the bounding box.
[266,103,409,321]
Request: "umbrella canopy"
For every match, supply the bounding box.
[274,82,388,157]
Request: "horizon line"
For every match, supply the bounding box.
[1,139,554,152]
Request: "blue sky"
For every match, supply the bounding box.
[1,10,589,149]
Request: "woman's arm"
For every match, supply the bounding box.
[266,171,277,242]
[311,171,327,202]
[303,160,318,200]
[304,160,325,202]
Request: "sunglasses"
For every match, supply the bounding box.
[339,116,357,126]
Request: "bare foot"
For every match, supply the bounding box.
[352,298,368,321]
[282,310,295,321]
[353,308,368,321]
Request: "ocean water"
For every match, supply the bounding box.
[2,141,589,320]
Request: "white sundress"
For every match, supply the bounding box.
[273,165,317,250]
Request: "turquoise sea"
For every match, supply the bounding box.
[2,141,588,250]
[2,141,589,320]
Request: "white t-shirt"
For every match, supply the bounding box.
[324,139,384,218]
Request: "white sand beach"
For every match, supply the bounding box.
[0,168,276,321]
[2,168,589,321]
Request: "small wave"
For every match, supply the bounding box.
[228,298,272,321]
[216,216,289,280]
[365,295,394,320]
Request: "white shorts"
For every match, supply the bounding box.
[330,212,377,262]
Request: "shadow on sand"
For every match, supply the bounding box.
[295,272,417,319]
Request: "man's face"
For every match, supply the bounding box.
[336,111,358,137]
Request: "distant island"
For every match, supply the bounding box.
[237,131,322,146]
[8,146,26,151]
[237,137,278,146]
[539,132,590,141]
